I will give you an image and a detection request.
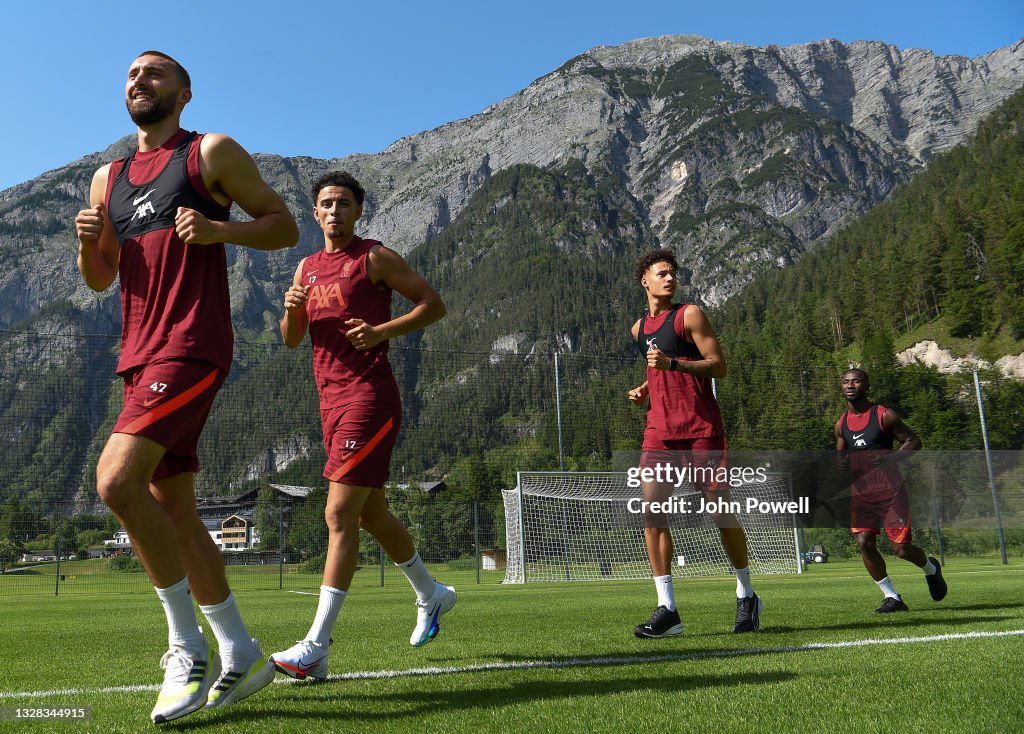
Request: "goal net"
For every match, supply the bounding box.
[502,471,801,583]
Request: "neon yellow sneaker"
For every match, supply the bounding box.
[151,646,220,724]
[205,641,274,709]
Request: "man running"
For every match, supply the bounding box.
[628,249,761,637]
[836,368,947,612]
[271,171,454,681]
[75,50,299,723]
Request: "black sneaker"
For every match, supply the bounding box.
[875,595,909,613]
[925,557,948,602]
[633,606,684,638]
[733,593,763,632]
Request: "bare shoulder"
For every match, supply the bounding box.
[292,256,307,283]
[89,164,113,204]
[630,317,642,340]
[367,243,406,271]
[683,304,711,325]
[90,163,112,188]
[198,133,250,165]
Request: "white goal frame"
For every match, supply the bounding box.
[502,471,802,583]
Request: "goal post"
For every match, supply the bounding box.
[502,471,802,583]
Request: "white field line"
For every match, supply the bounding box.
[287,591,319,596]
[2,628,1022,700]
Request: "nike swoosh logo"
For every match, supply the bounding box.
[299,655,326,670]
[852,433,865,439]
[133,189,156,205]
[143,397,161,407]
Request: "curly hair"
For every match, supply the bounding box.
[311,171,365,206]
[634,249,679,284]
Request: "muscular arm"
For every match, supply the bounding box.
[279,259,309,348]
[628,319,649,404]
[75,165,119,292]
[175,134,299,250]
[882,409,922,455]
[344,246,445,349]
[835,420,847,451]
[680,306,727,378]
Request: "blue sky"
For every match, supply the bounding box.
[1,0,1020,191]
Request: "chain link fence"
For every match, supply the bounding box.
[0,329,1020,595]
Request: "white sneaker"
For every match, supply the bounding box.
[205,640,275,709]
[151,644,220,724]
[411,583,457,647]
[270,639,330,680]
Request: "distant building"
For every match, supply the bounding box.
[107,484,316,553]
[390,480,448,498]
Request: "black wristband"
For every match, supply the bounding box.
[668,358,677,371]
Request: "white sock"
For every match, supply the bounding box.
[307,585,347,646]
[923,559,937,576]
[875,576,900,599]
[735,566,754,599]
[199,593,258,672]
[395,552,436,602]
[654,575,676,611]
[154,577,205,656]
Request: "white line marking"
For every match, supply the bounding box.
[2,628,1021,700]
[288,591,319,596]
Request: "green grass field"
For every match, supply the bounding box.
[1,558,1022,733]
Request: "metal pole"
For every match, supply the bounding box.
[379,543,385,587]
[933,488,945,567]
[54,519,61,597]
[554,353,565,471]
[973,371,1007,564]
[474,500,481,585]
[278,505,284,591]
[516,472,527,584]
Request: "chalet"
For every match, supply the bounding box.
[107,483,316,552]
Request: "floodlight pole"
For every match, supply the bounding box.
[554,353,565,472]
[973,371,1007,565]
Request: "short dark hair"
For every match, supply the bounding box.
[136,50,190,88]
[634,248,680,284]
[844,368,869,382]
[311,171,365,206]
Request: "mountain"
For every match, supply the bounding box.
[1,35,1022,509]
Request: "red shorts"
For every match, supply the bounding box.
[113,358,226,480]
[321,401,400,488]
[851,485,913,543]
[640,432,728,493]
[853,526,913,544]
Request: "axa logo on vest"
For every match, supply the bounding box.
[130,189,157,222]
[307,283,346,310]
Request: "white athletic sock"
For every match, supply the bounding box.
[154,577,205,656]
[735,566,754,599]
[654,575,676,611]
[199,593,258,672]
[875,576,900,599]
[396,552,437,602]
[923,559,937,576]
[306,585,347,646]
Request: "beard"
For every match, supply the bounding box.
[126,93,177,126]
